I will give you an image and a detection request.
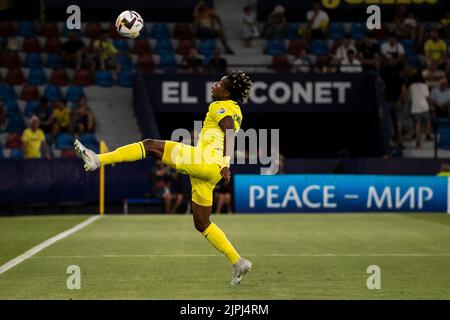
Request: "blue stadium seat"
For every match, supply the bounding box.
[24,100,40,117]
[154,39,174,55]
[47,53,63,69]
[5,100,21,115]
[116,54,134,71]
[6,115,26,133]
[27,68,47,85]
[350,23,366,40]
[150,22,170,40]
[62,24,82,38]
[113,39,130,53]
[198,39,216,57]
[10,149,24,159]
[266,40,286,55]
[43,84,63,101]
[95,70,115,87]
[25,53,44,68]
[0,84,17,101]
[400,39,415,55]
[310,40,329,56]
[158,53,177,67]
[55,133,75,149]
[436,119,450,150]
[406,54,422,68]
[66,85,85,102]
[283,23,300,40]
[79,133,99,152]
[329,23,346,40]
[117,70,133,87]
[0,145,3,158]
[18,21,38,37]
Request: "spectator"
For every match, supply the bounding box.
[168,168,184,213]
[214,179,232,214]
[408,73,432,148]
[381,33,405,60]
[193,1,234,54]
[422,61,446,90]
[242,5,259,47]
[306,1,329,40]
[394,5,417,40]
[0,100,5,131]
[357,33,379,71]
[5,37,18,52]
[22,115,50,159]
[34,97,53,135]
[207,48,228,73]
[292,49,311,73]
[73,97,95,135]
[152,160,182,214]
[340,49,362,73]
[91,30,118,70]
[333,36,356,64]
[61,31,86,69]
[440,11,450,39]
[51,99,71,141]
[429,77,450,119]
[424,29,447,66]
[182,48,204,74]
[262,4,286,39]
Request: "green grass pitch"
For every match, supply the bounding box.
[1,213,450,299]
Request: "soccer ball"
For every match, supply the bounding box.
[115,10,144,39]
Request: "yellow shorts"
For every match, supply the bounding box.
[162,141,222,206]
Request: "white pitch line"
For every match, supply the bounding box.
[30,252,450,259]
[0,215,101,275]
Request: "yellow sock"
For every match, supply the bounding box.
[98,142,145,166]
[202,222,241,265]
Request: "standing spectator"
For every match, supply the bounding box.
[152,161,183,214]
[440,11,450,38]
[214,179,232,214]
[207,48,228,73]
[381,33,405,60]
[242,5,259,47]
[91,30,118,70]
[292,49,311,73]
[429,77,450,119]
[424,29,447,66]
[340,49,362,73]
[357,33,379,71]
[22,115,50,159]
[168,168,185,214]
[408,73,432,148]
[306,1,329,40]
[394,5,417,40]
[182,48,204,74]
[422,62,446,91]
[262,4,286,39]
[51,99,71,141]
[0,100,5,131]
[73,97,95,135]
[34,97,53,135]
[193,1,234,54]
[61,31,86,69]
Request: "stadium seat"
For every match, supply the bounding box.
[5,68,25,85]
[400,39,416,56]
[116,54,134,71]
[19,84,40,101]
[60,149,77,158]
[24,52,44,68]
[22,37,41,53]
[287,39,307,56]
[43,84,63,101]
[4,100,21,115]
[272,55,292,72]
[150,22,170,40]
[310,40,329,56]
[132,39,152,55]
[95,70,115,87]
[136,54,155,73]
[173,23,193,40]
[18,21,38,37]
[43,37,61,53]
[49,69,70,86]
[9,149,24,159]
[406,54,422,68]
[66,85,85,102]
[0,84,17,101]
[158,53,177,67]
[329,23,346,40]
[84,22,102,38]
[0,21,14,37]
[436,119,450,150]
[266,40,286,55]
[176,39,195,56]
[27,68,47,85]
[284,23,301,40]
[198,39,216,57]
[46,53,63,69]
[79,133,99,146]
[6,116,26,133]
[6,133,22,149]
[350,23,366,40]
[113,39,130,53]
[117,70,133,87]
[24,100,40,117]
[56,133,75,149]
[73,69,93,86]
[154,39,174,55]
[1,51,22,68]
[62,24,82,38]
[40,21,59,38]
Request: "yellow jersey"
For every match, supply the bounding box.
[197,100,242,162]
[425,39,447,62]
[52,107,71,128]
[22,128,45,158]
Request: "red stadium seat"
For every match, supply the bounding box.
[0,21,14,36]
[40,21,59,38]
[49,69,70,86]
[60,149,77,158]
[19,84,40,101]
[1,51,22,68]
[43,37,61,53]
[84,22,102,38]
[5,68,25,85]
[132,39,152,55]
[22,37,41,53]
[288,39,307,56]
[136,54,155,73]
[173,23,193,40]
[176,39,195,57]
[73,69,93,86]
[272,55,292,72]
[6,133,22,149]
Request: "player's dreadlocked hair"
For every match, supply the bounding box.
[226,70,253,104]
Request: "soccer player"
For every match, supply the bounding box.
[74,70,253,285]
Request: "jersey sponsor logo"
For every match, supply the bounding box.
[216,108,227,114]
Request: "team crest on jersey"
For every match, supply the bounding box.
[216,108,226,114]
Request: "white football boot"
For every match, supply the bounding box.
[231,258,252,285]
[74,139,100,172]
